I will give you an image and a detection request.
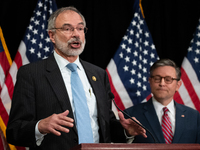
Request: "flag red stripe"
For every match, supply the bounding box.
[0,52,10,76]
[0,98,9,126]
[173,91,184,105]
[4,73,14,100]
[106,69,126,111]
[14,51,23,69]
[180,67,200,111]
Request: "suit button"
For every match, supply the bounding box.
[74,138,78,143]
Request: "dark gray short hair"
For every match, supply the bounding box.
[150,59,181,80]
[48,6,86,31]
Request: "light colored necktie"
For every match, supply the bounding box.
[67,63,93,144]
[161,107,173,144]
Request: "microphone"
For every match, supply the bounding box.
[109,92,157,143]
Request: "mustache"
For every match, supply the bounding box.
[67,38,82,44]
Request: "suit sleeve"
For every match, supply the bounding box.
[6,66,38,147]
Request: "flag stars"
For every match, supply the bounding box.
[43,15,46,20]
[26,34,31,40]
[36,11,41,16]
[132,20,137,26]
[45,37,51,43]
[126,47,131,53]
[136,33,140,38]
[143,85,147,91]
[137,72,142,78]
[197,32,200,38]
[42,23,45,29]
[137,81,141,87]
[151,44,155,50]
[136,90,141,97]
[28,25,33,30]
[188,47,192,52]
[121,43,126,49]
[125,56,130,62]
[123,65,129,71]
[129,29,134,35]
[38,1,43,7]
[194,57,199,63]
[123,35,128,41]
[29,47,35,53]
[143,58,147,64]
[44,46,50,52]
[144,40,149,46]
[132,60,137,66]
[44,5,47,11]
[195,49,200,54]
[130,78,135,84]
[40,33,44,39]
[30,17,34,22]
[39,42,43,48]
[133,51,138,57]
[143,76,147,82]
[150,52,155,58]
[34,20,40,26]
[32,29,38,35]
[49,9,53,15]
[131,69,136,75]
[135,42,139,47]
[31,38,37,44]
[128,38,133,44]
[142,67,147,73]
[37,52,41,58]
[139,20,144,25]
[196,41,200,46]
[145,32,149,38]
[143,50,148,55]
[119,52,123,58]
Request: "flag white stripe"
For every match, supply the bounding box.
[107,59,133,109]
[178,81,196,109]
[182,57,200,99]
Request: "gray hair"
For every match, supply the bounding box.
[48,6,86,31]
[150,59,181,80]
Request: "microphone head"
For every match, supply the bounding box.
[108,92,115,99]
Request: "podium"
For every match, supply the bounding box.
[70,143,200,150]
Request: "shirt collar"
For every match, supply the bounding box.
[54,51,83,71]
[152,97,175,115]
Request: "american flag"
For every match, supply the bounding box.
[0,26,14,150]
[106,0,159,117]
[174,18,200,112]
[0,0,57,149]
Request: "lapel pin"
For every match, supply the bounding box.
[92,76,96,81]
[181,115,185,117]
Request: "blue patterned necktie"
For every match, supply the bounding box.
[67,63,93,144]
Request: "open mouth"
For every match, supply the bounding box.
[70,41,81,49]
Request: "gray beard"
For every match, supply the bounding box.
[55,37,85,56]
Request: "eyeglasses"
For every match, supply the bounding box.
[150,75,180,84]
[51,25,88,34]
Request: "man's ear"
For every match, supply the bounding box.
[175,80,182,92]
[48,30,55,44]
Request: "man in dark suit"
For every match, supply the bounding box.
[6,6,146,150]
[119,59,200,143]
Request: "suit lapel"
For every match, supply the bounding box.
[144,99,165,143]
[45,56,78,134]
[172,102,186,143]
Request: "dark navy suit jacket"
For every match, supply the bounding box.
[124,98,200,143]
[6,55,125,150]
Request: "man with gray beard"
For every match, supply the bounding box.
[6,6,145,150]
